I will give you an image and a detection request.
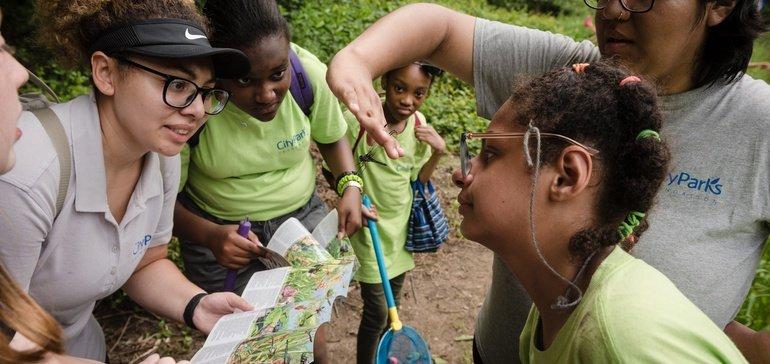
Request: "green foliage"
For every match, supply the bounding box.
[735,241,770,330]
[486,0,579,16]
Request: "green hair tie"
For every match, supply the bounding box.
[636,129,660,141]
[618,211,646,241]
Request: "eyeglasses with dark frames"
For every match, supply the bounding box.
[460,131,600,178]
[584,0,655,13]
[115,57,230,115]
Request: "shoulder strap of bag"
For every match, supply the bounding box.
[30,108,70,219]
[288,47,314,117]
[414,112,422,126]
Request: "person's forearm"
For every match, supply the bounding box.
[173,201,218,249]
[332,3,475,83]
[317,139,356,178]
[725,320,770,363]
[123,246,205,323]
[418,152,444,183]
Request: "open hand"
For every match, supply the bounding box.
[327,52,404,159]
[192,293,254,334]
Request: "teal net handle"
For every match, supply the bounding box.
[363,195,397,309]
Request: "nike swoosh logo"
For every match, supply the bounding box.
[185,28,207,40]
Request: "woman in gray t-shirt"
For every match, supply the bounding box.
[326,1,769,363]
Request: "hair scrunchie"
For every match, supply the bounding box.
[572,63,590,73]
[618,211,646,241]
[620,75,641,87]
[636,129,661,141]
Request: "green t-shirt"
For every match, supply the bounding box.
[346,111,432,283]
[180,43,347,221]
[519,247,747,364]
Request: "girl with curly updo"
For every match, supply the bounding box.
[0,1,254,361]
[452,62,746,362]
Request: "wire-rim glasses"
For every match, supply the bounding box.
[116,57,230,115]
[584,0,655,13]
[460,132,600,178]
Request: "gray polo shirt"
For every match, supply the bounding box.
[0,94,179,360]
[472,19,770,363]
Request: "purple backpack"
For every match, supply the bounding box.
[187,48,314,148]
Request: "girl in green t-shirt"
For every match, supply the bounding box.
[453,62,747,363]
[346,63,447,363]
[174,1,363,361]
[174,0,361,292]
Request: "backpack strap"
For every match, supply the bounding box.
[288,48,314,117]
[30,108,70,219]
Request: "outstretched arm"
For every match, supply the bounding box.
[327,3,475,159]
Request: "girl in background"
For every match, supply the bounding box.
[347,62,446,364]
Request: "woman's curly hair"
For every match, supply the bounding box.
[509,60,671,259]
[35,0,208,69]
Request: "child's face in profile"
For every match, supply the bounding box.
[382,64,432,122]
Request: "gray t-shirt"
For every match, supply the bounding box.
[472,19,770,363]
[0,94,179,360]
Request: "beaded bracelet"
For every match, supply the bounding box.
[340,180,363,194]
[336,173,364,196]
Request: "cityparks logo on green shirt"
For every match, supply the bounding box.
[276,128,309,152]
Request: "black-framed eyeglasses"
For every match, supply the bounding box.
[460,131,600,178]
[584,0,655,13]
[115,57,230,115]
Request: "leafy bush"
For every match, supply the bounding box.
[486,0,579,15]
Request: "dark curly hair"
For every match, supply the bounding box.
[695,0,768,87]
[35,0,209,69]
[203,0,290,49]
[509,61,671,259]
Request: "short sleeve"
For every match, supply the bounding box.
[151,154,181,248]
[410,113,433,181]
[0,179,54,291]
[473,19,601,119]
[293,44,348,144]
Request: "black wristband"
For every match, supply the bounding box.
[183,293,207,330]
[335,171,357,186]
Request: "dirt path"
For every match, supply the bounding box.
[326,157,493,363]
[98,155,494,363]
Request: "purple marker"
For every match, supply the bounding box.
[223,219,251,292]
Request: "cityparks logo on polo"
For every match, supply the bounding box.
[133,234,153,256]
[667,171,724,195]
[185,28,207,40]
